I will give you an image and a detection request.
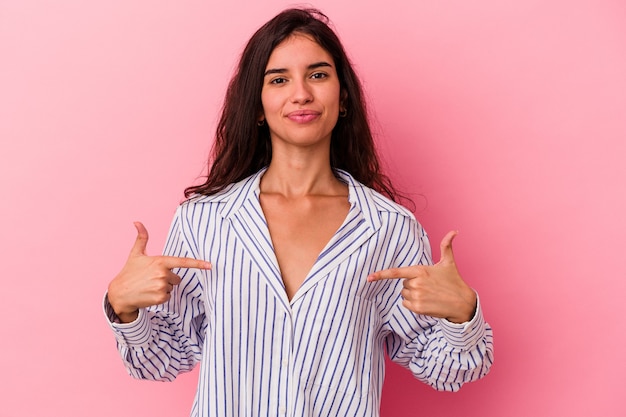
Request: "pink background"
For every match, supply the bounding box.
[1,0,625,416]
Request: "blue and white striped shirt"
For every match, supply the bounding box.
[105,169,493,417]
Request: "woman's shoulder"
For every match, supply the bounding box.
[367,187,416,219]
[336,169,416,221]
[182,183,239,206]
[179,170,264,210]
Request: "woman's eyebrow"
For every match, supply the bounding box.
[308,61,333,70]
[264,61,333,77]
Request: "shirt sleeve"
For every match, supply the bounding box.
[380,219,494,392]
[103,207,207,381]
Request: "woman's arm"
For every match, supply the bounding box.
[104,214,212,381]
[370,223,494,391]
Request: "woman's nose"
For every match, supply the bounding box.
[290,79,313,104]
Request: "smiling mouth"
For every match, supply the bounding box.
[286,110,320,123]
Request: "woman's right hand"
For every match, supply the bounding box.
[107,222,212,323]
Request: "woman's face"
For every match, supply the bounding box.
[261,33,341,152]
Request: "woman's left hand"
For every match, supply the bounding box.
[367,231,477,324]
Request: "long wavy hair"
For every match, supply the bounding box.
[185,8,401,203]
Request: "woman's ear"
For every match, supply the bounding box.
[340,89,348,109]
[339,90,348,116]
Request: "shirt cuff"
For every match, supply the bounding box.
[438,293,486,350]
[103,293,152,348]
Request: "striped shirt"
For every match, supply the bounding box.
[105,169,493,417]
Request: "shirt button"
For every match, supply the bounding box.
[282,359,289,366]
[279,406,286,414]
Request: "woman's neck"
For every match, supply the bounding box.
[260,155,345,198]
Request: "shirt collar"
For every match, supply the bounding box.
[219,168,382,232]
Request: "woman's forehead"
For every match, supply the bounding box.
[266,33,334,70]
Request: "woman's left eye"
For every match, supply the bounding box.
[311,72,327,79]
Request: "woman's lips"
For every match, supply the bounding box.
[286,110,320,123]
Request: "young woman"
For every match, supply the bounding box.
[105,8,493,417]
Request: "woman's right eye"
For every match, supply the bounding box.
[270,77,287,84]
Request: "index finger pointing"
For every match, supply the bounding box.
[162,256,212,271]
[367,266,416,282]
